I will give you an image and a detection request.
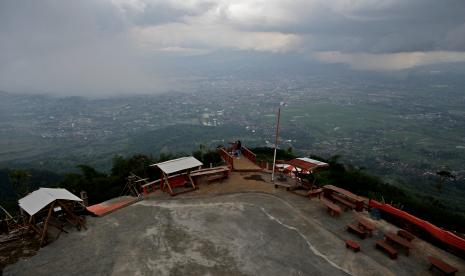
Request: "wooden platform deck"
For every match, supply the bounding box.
[233,157,262,171]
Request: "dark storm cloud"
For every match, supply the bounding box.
[1,0,465,95]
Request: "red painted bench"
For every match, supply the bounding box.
[168,175,188,188]
[376,240,398,259]
[428,256,458,276]
[345,240,360,252]
[347,223,367,239]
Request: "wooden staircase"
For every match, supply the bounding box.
[218,146,262,172]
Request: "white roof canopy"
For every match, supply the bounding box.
[151,156,203,174]
[297,157,328,167]
[19,188,82,216]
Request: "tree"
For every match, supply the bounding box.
[435,170,456,193]
[8,170,31,199]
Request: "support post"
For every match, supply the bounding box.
[163,172,174,195]
[40,202,55,247]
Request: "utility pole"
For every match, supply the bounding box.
[271,107,281,182]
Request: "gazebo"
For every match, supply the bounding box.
[18,188,86,246]
[287,157,329,173]
[274,157,329,195]
[150,156,203,196]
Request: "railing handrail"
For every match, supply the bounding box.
[242,146,256,157]
[241,146,256,164]
[218,147,234,167]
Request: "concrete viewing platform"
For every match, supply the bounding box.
[5,171,464,276]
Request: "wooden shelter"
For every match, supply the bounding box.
[18,188,86,246]
[288,157,329,173]
[150,156,203,196]
[274,157,329,194]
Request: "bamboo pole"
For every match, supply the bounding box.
[271,107,281,182]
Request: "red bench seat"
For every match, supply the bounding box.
[376,240,397,259]
[168,175,188,188]
[428,256,458,276]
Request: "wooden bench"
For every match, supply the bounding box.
[321,197,342,217]
[332,194,356,210]
[207,174,226,183]
[169,175,188,188]
[428,256,458,276]
[345,240,360,252]
[347,223,367,239]
[397,229,415,242]
[376,239,398,259]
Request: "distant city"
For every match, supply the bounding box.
[1,73,465,209]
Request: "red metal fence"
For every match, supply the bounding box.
[370,199,465,256]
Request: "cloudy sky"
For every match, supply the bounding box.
[1,0,465,95]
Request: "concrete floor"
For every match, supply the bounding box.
[4,172,465,275]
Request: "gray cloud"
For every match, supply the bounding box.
[1,0,465,95]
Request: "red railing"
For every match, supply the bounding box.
[218,147,234,167]
[242,146,256,164]
[370,199,465,256]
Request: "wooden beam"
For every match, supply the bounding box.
[163,172,174,195]
[56,200,86,230]
[39,202,55,247]
[188,174,196,190]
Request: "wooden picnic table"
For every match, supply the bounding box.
[323,185,364,211]
[428,256,458,276]
[321,197,342,217]
[332,193,356,210]
[358,217,375,236]
[347,223,367,239]
[385,232,413,256]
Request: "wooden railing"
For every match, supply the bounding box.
[218,147,234,168]
[242,146,256,164]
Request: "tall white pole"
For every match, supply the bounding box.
[271,107,281,182]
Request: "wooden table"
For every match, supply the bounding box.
[358,218,375,236]
[332,193,356,210]
[347,223,367,239]
[385,232,412,256]
[321,197,342,217]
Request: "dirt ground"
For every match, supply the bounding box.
[0,230,39,273]
[4,172,465,275]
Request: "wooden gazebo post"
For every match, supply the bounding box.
[39,202,55,247]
